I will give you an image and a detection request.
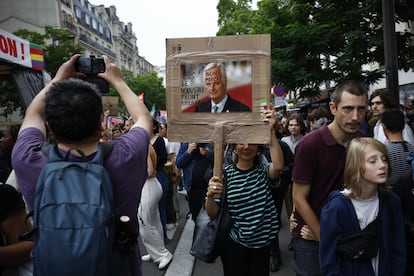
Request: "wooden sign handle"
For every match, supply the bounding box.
[213,124,224,177]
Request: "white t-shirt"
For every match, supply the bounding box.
[343,189,380,275]
[374,119,414,145]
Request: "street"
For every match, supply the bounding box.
[140,190,295,276]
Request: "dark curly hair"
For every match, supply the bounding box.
[369,88,398,109]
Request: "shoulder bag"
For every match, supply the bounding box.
[336,193,387,260]
[190,172,233,263]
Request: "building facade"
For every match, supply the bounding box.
[0,0,154,76]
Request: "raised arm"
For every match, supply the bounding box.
[263,104,284,179]
[99,55,152,137]
[19,54,83,136]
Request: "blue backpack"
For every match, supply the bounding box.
[32,143,115,276]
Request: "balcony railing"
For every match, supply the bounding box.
[79,34,116,58]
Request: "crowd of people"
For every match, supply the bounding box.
[0,55,414,276]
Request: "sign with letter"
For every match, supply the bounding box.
[0,29,44,71]
[166,34,272,145]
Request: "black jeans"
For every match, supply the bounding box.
[221,237,270,276]
[187,187,207,221]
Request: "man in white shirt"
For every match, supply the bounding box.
[370,89,414,144]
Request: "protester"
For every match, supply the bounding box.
[308,106,330,131]
[281,114,305,154]
[267,137,294,272]
[0,124,20,183]
[139,144,173,270]
[150,119,169,243]
[195,62,251,113]
[11,54,152,276]
[0,183,33,275]
[394,159,414,276]
[381,108,414,188]
[371,89,414,144]
[280,113,305,255]
[205,104,284,276]
[123,118,132,133]
[158,122,179,229]
[176,142,214,221]
[319,137,406,275]
[291,80,368,275]
[111,123,123,139]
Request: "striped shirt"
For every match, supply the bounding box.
[386,141,414,186]
[219,164,280,248]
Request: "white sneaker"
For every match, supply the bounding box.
[158,253,173,270]
[141,254,152,262]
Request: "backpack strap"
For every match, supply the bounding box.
[41,141,115,163]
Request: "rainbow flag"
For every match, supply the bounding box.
[30,42,44,71]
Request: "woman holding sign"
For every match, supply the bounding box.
[205,104,284,276]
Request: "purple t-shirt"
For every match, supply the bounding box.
[291,124,364,239]
[12,127,149,276]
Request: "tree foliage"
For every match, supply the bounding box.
[105,70,166,117]
[126,71,166,111]
[217,0,414,99]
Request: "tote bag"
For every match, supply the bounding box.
[190,175,232,263]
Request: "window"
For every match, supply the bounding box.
[92,18,97,29]
[75,7,81,18]
[85,14,90,25]
[99,24,103,34]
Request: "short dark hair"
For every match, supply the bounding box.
[45,78,103,143]
[331,80,368,106]
[369,89,398,109]
[381,108,405,133]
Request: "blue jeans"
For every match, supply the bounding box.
[292,238,321,276]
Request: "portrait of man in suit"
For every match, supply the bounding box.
[195,62,251,113]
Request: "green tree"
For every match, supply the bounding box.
[107,70,166,117]
[14,27,84,77]
[127,71,166,111]
[217,0,414,99]
[42,26,84,77]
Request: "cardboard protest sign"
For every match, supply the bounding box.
[102,96,119,116]
[166,34,271,144]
